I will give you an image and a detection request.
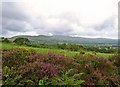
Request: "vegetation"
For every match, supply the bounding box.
[1,47,119,86]
[13,38,30,45]
[2,38,10,43]
[1,43,113,58]
[28,43,117,53]
[12,35,118,44]
[1,37,119,86]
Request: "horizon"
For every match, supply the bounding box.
[2,34,118,40]
[1,0,119,39]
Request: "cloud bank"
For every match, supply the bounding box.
[1,0,118,39]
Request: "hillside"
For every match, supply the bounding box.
[11,35,118,44]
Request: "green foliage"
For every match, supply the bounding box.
[25,80,35,85]
[109,54,120,67]
[45,69,84,85]
[2,66,22,85]
[79,51,85,54]
[13,38,30,45]
[2,48,35,68]
[2,38,10,43]
[29,43,117,53]
[62,75,84,85]
[109,54,120,86]
[60,69,84,85]
[65,69,78,76]
[39,80,45,85]
[1,44,119,86]
[2,66,35,86]
[1,43,113,58]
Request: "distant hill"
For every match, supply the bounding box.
[11,35,118,44]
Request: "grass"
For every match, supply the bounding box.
[1,42,113,58]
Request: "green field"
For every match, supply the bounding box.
[1,43,113,58]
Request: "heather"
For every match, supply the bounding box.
[2,48,119,86]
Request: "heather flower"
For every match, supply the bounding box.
[38,62,60,78]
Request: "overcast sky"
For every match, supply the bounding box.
[1,0,119,39]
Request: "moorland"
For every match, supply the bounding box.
[1,35,120,86]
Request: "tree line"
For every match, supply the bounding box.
[1,37,117,53]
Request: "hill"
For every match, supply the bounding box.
[11,35,118,44]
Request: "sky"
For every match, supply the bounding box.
[1,0,119,39]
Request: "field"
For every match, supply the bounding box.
[1,42,120,86]
[1,43,113,58]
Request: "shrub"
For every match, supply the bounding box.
[79,51,85,54]
[47,69,85,85]
[2,38,10,43]
[73,54,118,85]
[38,62,60,78]
[2,47,119,85]
[109,54,120,67]
[2,66,23,85]
[13,38,30,45]
[2,48,35,68]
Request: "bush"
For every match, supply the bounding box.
[2,48,35,68]
[2,48,119,85]
[109,54,120,67]
[2,38,10,43]
[38,62,60,78]
[2,66,23,85]
[13,38,30,45]
[73,54,118,85]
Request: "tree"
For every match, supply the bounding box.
[1,37,5,39]
[13,38,30,45]
[2,38,10,43]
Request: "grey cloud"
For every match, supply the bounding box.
[2,2,32,36]
[1,2,117,39]
[35,22,73,35]
[60,13,80,25]
[94,16,116,31]
[2,29,8,35]
[32,15,75,36]
[49,12,80,26]
[46,25,73,35]
[3,18,28,32]
[2,2,29,21]
[31,17,46,30]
